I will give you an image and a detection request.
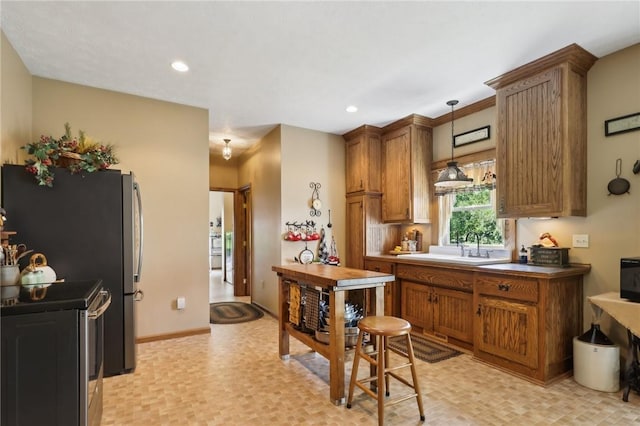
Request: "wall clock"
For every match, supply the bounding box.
[309,182,322,216]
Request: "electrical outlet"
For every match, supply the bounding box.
[572,234,589,248]
[176,296,186,310]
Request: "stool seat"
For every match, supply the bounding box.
[357,316,411,337]
[347,315,425,425]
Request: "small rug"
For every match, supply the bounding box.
[209,301,264,324]
[388,334,460,363]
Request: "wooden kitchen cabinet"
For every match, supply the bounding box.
[397,263,474,348]
[345,194,399,269]
[381,115,432,223]
[473,270,583,385]
[364,259,399,317]
[486,44,597,218]
[343,125,382,194]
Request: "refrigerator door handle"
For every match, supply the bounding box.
[134,181,144,283]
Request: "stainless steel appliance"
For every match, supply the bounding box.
[1,165,143,376]
[621,257,640,302]
[1,280,109,426]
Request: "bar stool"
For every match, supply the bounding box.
[346,316,425,425]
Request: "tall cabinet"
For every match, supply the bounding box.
[485,44,597,218]
[344,126,399,269]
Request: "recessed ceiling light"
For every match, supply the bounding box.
[171,61,189,72]
[346,105,358,113]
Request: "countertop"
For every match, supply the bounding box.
[365,254,591,278]
[272,263,394,289]
[1,280,102,315]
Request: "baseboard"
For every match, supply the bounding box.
[136,327,211,344]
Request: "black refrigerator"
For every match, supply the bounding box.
[1,164,143,377]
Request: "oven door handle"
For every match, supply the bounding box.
[89,290,112,319]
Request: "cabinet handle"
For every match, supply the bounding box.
[405,208,409,218]
[427,293,432,303]
[433,294,438,303]
[476,304,482,316]
[498,284,511,291]
[360,179,363,189]
[374,267,380,272]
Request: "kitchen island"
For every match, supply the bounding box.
[272,264,394,405]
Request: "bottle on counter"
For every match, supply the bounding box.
[519,245,528,264]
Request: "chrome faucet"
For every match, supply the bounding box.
[466,232,482,257]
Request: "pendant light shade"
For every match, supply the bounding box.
[222,139,232,161]
[434,100,473,188]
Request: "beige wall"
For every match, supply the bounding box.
[31,78,210,339]
[209,153,238,189]
[432,106,496,162]
[1,36,211,339]
[234,124,345,314]
[0,32,32,170]
[280,125,346,267]
[237,125,282,312]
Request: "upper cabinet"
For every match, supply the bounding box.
[381,115,433,223]
[486,44,597,218]
[343,125,382,194]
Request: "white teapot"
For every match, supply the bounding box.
[21,253,57,286]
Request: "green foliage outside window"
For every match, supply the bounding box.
[449,190,503,245]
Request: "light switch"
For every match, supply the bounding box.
[572,234,589,248]
[177,296,186,310]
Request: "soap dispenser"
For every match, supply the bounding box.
[519,245,528,264]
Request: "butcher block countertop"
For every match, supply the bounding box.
[272,263,395,290]
[365,254,590,278]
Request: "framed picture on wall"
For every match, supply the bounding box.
[454,125,491,147]
[604,112,640,136]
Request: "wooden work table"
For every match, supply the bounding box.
[272,264,394,405]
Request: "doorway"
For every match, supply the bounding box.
[209,190,235,302]
[209,187,252,302]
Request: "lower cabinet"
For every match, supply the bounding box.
[401,281,473,345]
[396,264,474,348]
[475,295,538,369]
[364,259,398,316]
[473,272,583,385]
[1,309,80,426]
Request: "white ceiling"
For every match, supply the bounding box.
[2,1,639,156]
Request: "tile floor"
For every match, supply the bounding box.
[102,271,640,425]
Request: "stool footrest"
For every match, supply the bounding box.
[385,393,419,407]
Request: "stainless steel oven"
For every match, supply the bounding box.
[81,289,111,426]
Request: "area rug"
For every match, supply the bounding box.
[388,334,460,363]
[209,301,264,324]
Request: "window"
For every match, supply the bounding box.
[448,190,503,246]
[436,159,506,248]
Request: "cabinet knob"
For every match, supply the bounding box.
[498,284,511,291]
[476,304,482,316]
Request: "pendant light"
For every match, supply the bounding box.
[222,139,232,160]
[434,100,474,187]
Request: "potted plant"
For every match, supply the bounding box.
[21,123,119,186]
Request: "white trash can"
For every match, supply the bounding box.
[573,324,620,392]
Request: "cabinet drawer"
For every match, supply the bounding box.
[364,260,394,274]
[396,264,473,291]
[475,274,538,303]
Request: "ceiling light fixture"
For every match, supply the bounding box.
[171,61,189,72]
[346,105,358,113]
[222,139,232,160]
[434,100,474,188]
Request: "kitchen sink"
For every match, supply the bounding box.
[396,252,512,266]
